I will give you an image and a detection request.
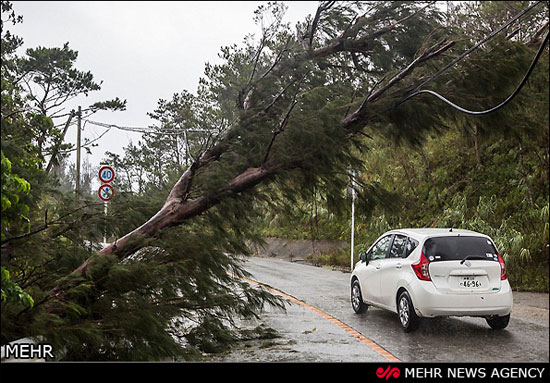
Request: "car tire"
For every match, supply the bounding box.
[397,290,420,332]
[351,280,368,314]
[485,314,510,330]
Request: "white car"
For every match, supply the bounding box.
[350,228,513,332]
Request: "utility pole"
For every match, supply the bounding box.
[351,182,355,271]
[75,105,81,199]
[349,168,358,271]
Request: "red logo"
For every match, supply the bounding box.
[376,366,401,380]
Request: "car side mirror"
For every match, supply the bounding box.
[359,251,369,264]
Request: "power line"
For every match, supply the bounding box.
[85,119,219,136]
[395,0,546,115]
[397,31,549,115]
[405,0,543,96]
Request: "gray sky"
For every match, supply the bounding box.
[10,1,317,183]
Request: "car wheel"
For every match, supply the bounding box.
[397,290,420,332]
[485,314,510,330]
[351,280,368,314]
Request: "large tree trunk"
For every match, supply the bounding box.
[48,4,454,301]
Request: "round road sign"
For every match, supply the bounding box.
[98,165,115,184]
[98,184,114,201]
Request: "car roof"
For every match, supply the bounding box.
[387,228,490,240]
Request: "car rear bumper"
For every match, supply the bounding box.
[409,279,513,318]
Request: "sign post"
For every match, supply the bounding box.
[348,168,360,271]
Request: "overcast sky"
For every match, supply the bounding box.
[10,1,317,182]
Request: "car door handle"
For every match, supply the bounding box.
[375,265,381,270]
[395,263,402,269]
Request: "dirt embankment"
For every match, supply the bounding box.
[249,237,347,264]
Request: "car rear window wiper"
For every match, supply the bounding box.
[460,255,489,264]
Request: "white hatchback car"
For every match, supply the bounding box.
[350,228,513,332]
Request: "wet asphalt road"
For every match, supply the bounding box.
[219,256,549,363]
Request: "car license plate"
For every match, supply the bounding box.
[459,276,482,288]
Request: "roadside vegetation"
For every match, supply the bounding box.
[1,0,548,361]
[258,122,549,292]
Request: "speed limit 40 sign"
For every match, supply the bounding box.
[99,165,115,184]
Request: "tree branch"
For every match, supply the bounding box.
[342,38,455,132]
[308,1,336,47]
[313,2,436,59]
[1,202,105,246]
[262,98,298,165]
[45,110,75,174]
[367,39,455,104]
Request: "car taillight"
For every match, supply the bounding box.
[412,252,431,281]
[498,253,507,280]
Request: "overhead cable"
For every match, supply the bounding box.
[397,32,549,115]
[85,119,218,136]
[406,0,543,95]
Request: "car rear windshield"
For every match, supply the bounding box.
[422,236,499,262]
